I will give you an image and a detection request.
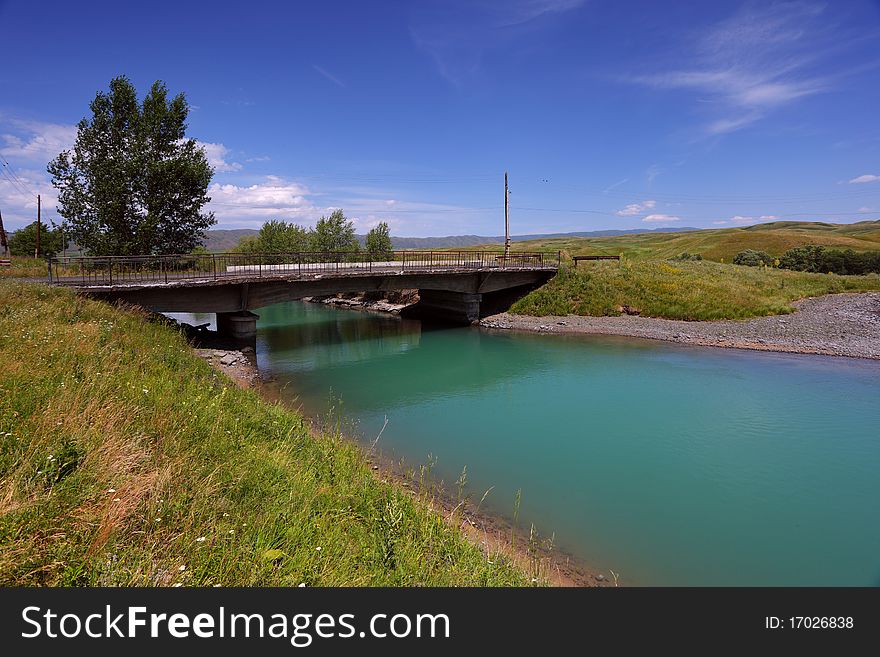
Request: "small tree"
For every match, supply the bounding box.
[365,221,393,259]
[310,209,359,253]
[8,222,68,257]
[48,75,215,255]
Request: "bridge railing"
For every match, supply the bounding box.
[47,250,559,286]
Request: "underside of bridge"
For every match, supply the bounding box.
[78,269,554,339]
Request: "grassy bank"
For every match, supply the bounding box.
[510,260,880,321]
[0,281,528,586]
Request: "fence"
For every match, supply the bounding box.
[47,250,559,286]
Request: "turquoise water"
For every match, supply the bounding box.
[182,302,880,585]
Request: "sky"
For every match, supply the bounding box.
[1,0,880,237]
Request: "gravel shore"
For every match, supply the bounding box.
[481,292,880,360]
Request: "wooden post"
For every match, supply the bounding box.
[35,194,41,258]
[504,172,510,257]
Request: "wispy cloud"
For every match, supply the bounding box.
[629,2,843,135]
[603,177,629,193]
[313,65,346,88]
[616,199,656,216]
[849,174,880,184]
[410,0,585,85]
[642,214,680,223]
[0,118,77,162]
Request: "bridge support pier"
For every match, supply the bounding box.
[216,311,260,340]
[401,290,482,324]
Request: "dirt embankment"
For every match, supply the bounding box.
[482,293,880,360]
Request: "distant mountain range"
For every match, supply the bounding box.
[203,226,700,251]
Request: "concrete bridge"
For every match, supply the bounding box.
[49,251,558,337]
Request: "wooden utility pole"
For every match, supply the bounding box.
[35,194,41,258]
[504,171,510,257]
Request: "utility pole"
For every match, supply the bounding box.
[0,207,8,256]
[35,194,41,259]
[504,171,510,257]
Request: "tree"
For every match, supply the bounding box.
[8,222,68,257]
[310,209,359,253]
[237,220,310,253]
[365,221,393,259]
[48,76,215,256]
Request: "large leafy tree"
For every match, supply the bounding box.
[48,76,215,255]
[310,210,359,253]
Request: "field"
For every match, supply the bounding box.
[0,281,529,586]
[486,220,880,263]
[510,259,880,320]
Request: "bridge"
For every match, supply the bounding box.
[48,251,558,338]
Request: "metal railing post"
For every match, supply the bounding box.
[46,256,53,283]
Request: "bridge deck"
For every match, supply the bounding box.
[49,251,558,289]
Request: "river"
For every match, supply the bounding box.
[171,301,880,586]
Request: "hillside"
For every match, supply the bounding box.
[486,221,880,262]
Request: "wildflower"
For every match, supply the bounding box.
[315,547,322,552]
[107,488,116,493]
[112,498,121,502]
[222,513,229,517]
[155,517,162,522]
[178,565,186,572]
[195,537,206,543]
[298,583,306,588]
[172,583,183,588]
[142,388,149,394]
[228,529,234,534]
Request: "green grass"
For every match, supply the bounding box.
[0,256,48,278]
[0,281,529,586]
[475,220,880,263]
[510,260,880,320]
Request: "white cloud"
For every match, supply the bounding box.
[629,2,837,135]
[712,220,728,225]
[196,141,242,173]
[642,214,680,223]
[206,177,319,223]
[849,174,880,184]
[0,119,77,162]
[0,168,60,230]
[759,215,779,220]
[616,199,656,216]
[857,206,873,212]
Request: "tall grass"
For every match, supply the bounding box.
[0,281,528,586]
[510,260,880,321]
[0,256,48,279]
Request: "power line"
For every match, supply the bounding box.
[0,156,40,197]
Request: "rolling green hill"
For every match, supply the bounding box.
[482,220,880,262]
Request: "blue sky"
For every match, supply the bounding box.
[1,0,880,237]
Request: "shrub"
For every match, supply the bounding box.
[671,252,703,261]
[733,249,773,267]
